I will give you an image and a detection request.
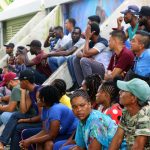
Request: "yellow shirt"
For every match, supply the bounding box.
[59,94,72,109]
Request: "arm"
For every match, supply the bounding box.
[88,138,102,150]
[0,96,10,103]
[104,68,123,80]
[25,120,60,144]
[44,35,51,48]
[131,136,148,150]
[109,127,125,150]
[19,89,32,114]
[0,101,18,112]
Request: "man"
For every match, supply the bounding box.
[73,22,112,86]
[4,43,15,65]
[105,30,134,80]
[26,40,51,84]
[44,27,85,87]
[125,30,150,83]
[139,6,150,32]
[88,15,101,25]
[117,5,139,40]
[65,18,76,39]
[0,70,41,150]
[109,78,150,149]
[0,72,21,126]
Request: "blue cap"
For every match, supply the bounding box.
[121,5,139,15]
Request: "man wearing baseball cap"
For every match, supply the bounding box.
[4,43,15,65]
[0,72,21,127]
[109,78,150,149]
[139,6,150,32]
[26,40,51,84]
[116,5,139,41]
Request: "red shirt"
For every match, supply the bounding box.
[108,47,134,72]
[32,50,51,77]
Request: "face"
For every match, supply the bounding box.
[109,36,116,50]
[119,90,134,106]
[37,95,46,107]
[20,80,27,89]
[130,34,143,53]
[6,80,13,90]
[54,29,61,38]
[6,47,13,55]
[96,86,108,104]
[30,46,36,55]
[71,96,91,121]
[71,29,81,43]
[139,15,147,26]
[65,19,71,31]
[124,12,133,24]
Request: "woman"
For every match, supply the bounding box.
[20,85,78,150]
[96,80,122,124]
[70,89,118,150]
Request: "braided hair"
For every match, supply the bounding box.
[100,80,119,103]
[84,74,102,103]
[70,89,91,102]
[51,79,67,97]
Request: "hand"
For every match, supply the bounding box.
[104,71,113,80]
[76,51,83,58]
[19,140,31,149]
[18,119,27,123]
[85,25,95,39]
[117,17,123,26]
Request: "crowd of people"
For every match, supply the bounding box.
[0,4,149,150]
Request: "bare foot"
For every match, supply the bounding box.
[0,142,4,150]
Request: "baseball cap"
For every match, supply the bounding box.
[19,70,35,82]
[26,40,42,48]
[117,78,150,102]
[121,5,139,15]
[4,43,15,48]
[0,72,17,87]
[139,6,150,16]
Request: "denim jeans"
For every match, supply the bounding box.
[10,123,41,150]
[0,112,41,149]
[66,55,77,84]
[48,56,66,72]
[53,140,76,150]
[0,112,15,125]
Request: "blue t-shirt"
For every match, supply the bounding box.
[41,103,78,134]
[133,48,150,77]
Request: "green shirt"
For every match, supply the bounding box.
[119,105,150,149]
[10,84,21,111]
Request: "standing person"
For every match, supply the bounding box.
[139,6,150,32]
[20,85,78,150]
[26,40,51,84]
[70,89,126,150]
[109,78,150,149]
[105,30,134,80]
[117,5,139,40]
[4,43,15,65]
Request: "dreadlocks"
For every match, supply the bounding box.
[84,74,102,103]
[51,79,67,97]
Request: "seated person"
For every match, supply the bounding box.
[44,27,59,51]
[70,89,126,149]
[125,30,150,84]
[20,85,78,150]
[73,22,112,86]
[109,78,150,149]
[26,40,51,84]
[96,80,122,124]
[51,79,71,109]
[105,30,134,81]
